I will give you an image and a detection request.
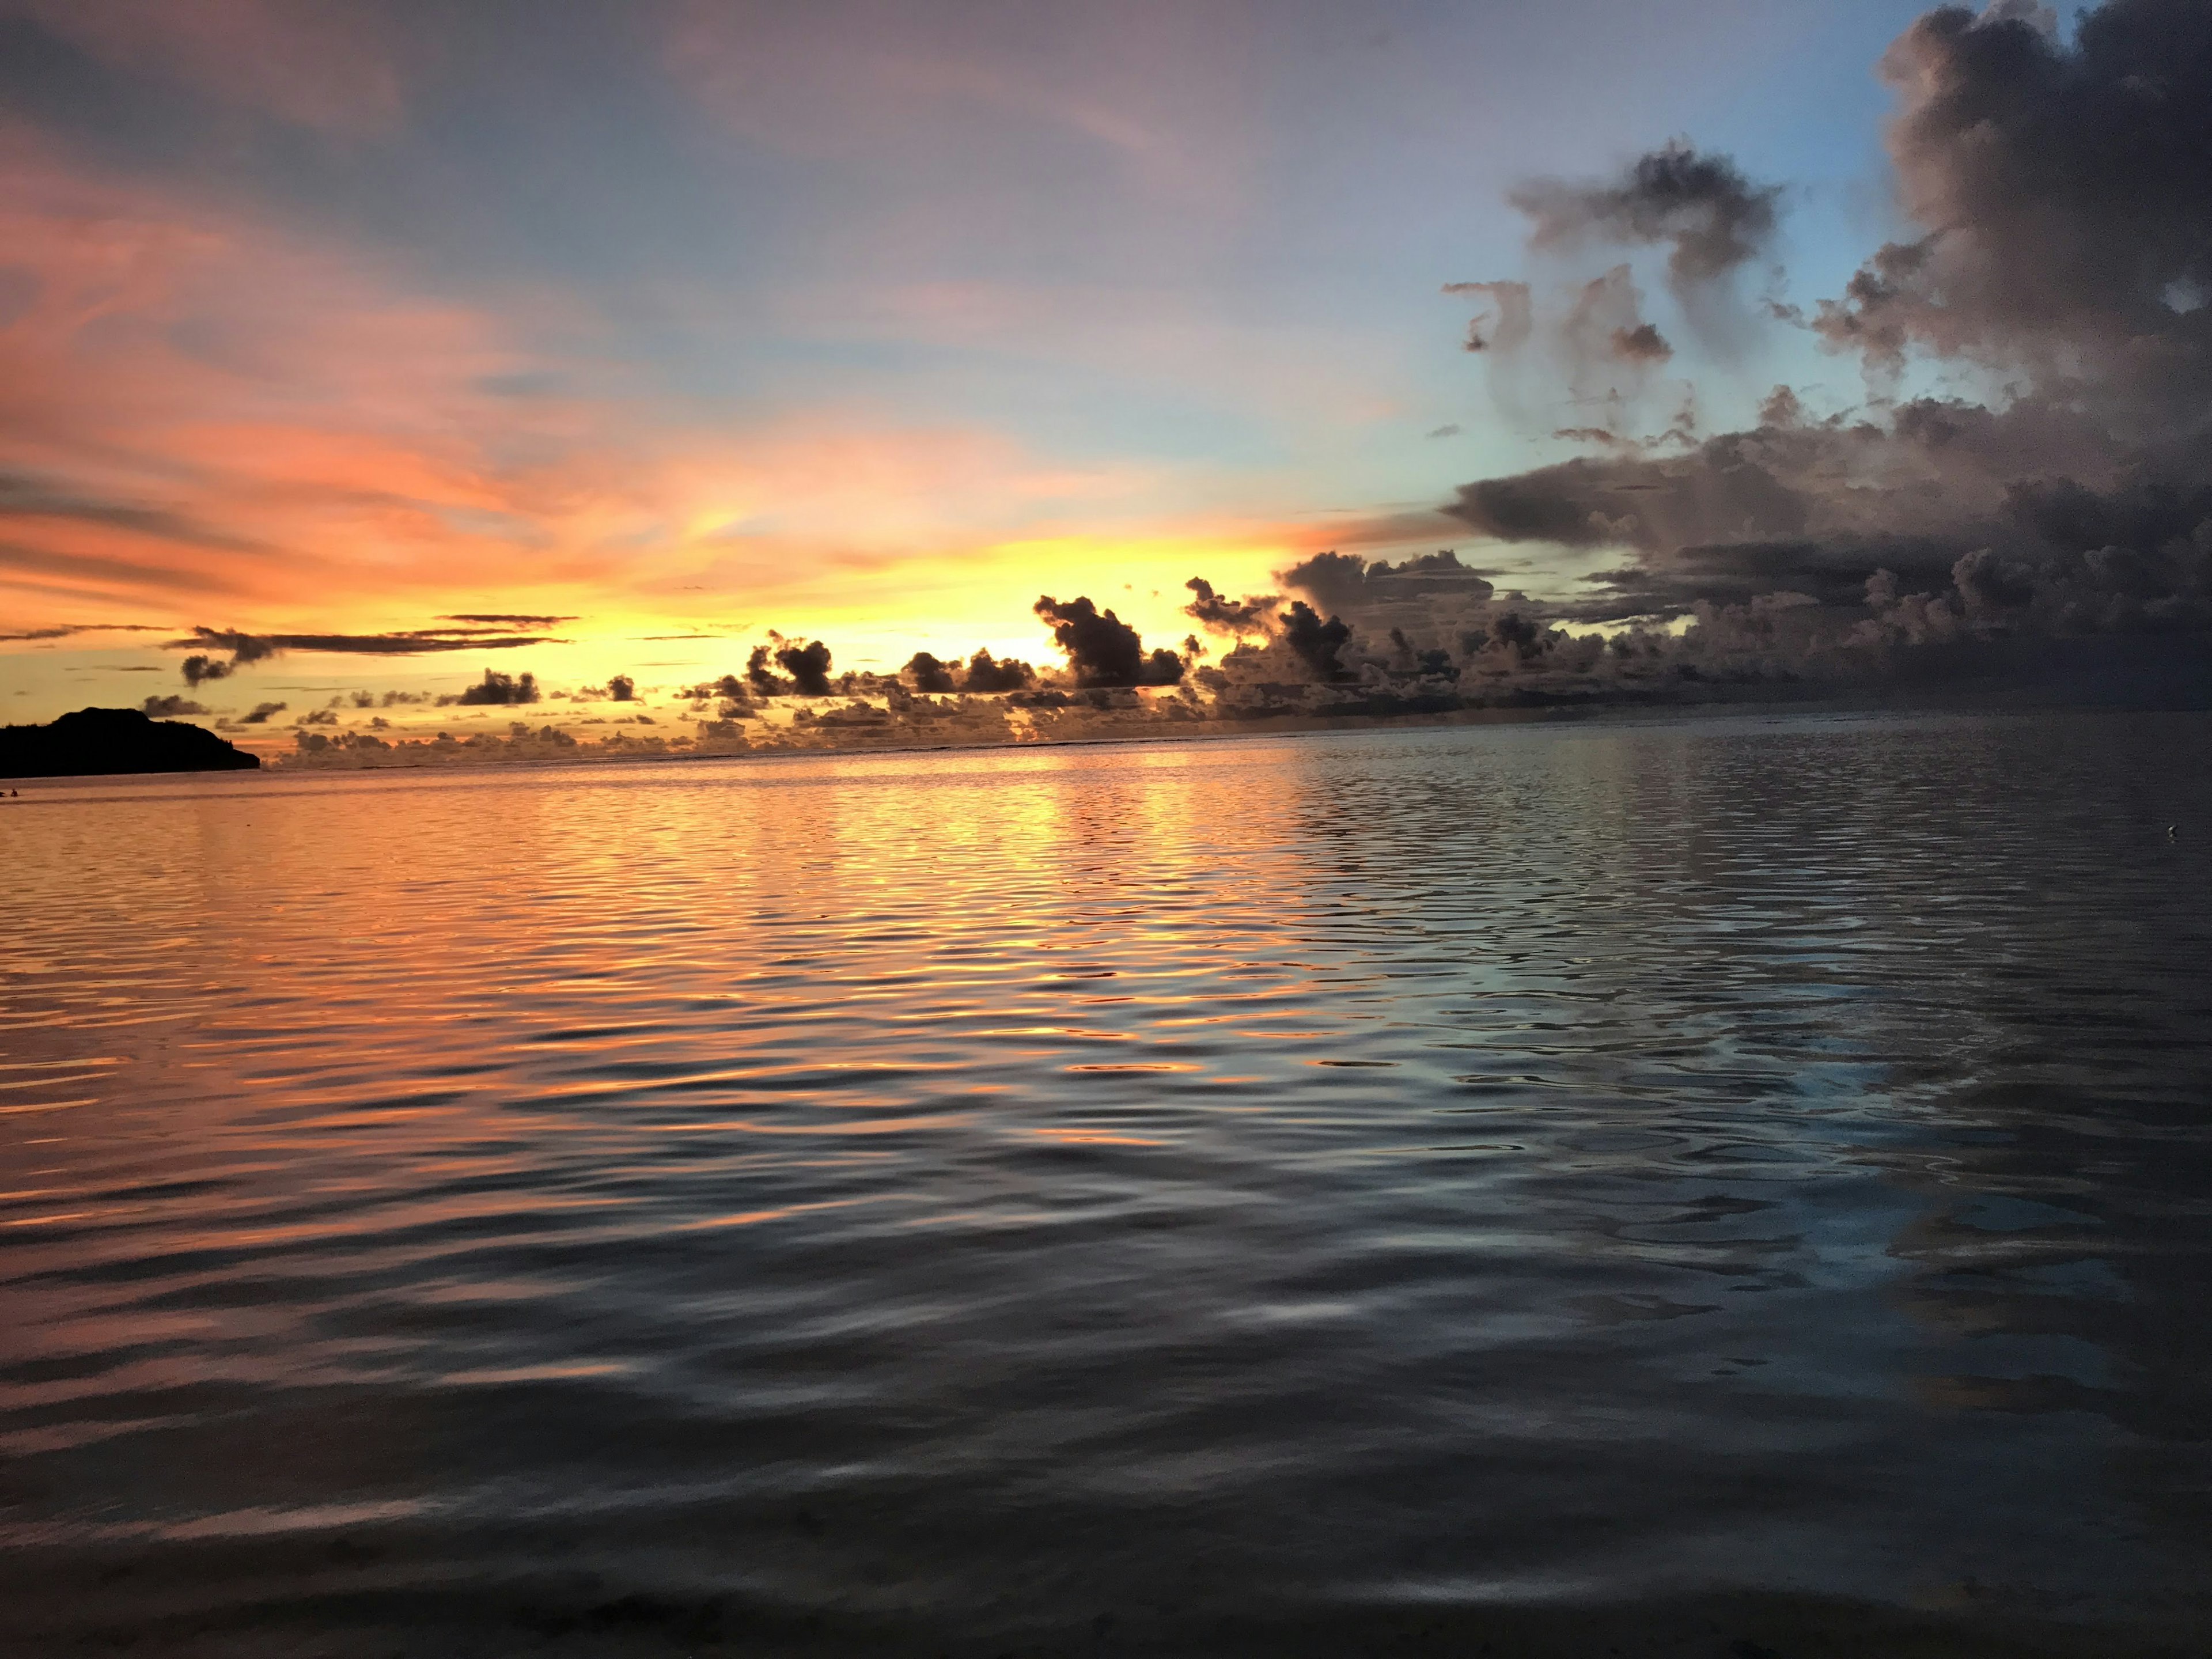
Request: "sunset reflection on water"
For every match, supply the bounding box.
[3,713,2211,1654]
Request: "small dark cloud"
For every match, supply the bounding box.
[961,649,1035,692]
[1183,577,1279,637]
[440,669,541,707]
[686,673,751,704]
[745,645,783,695]
[1612,321,1673,363]
[1758,385,1804,429]
[607,674,637,702]
[1510,139,1781,290]
[774,640,834,696]
[142,695,206,717]
[238,702,287,724]
[440,613,575,627]
[904,651,957,693]
[1426,423,1463,439]
[1443,280,1534,353]
[1563,266,1670,385]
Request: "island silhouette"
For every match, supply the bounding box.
[0,708,260,779]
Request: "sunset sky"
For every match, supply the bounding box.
[2,0,1973,718]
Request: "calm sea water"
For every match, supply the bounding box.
[4,710,2211,1656]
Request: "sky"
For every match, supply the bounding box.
[0,0,1952,721]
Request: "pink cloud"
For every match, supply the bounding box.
[0,124,1320,643]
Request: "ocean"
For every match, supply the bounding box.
[5,709,2210,1655]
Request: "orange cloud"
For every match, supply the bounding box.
[0,121,1448,690]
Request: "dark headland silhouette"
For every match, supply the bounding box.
[0,708,259,779]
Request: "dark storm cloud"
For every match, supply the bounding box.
[1033,596,1183,687]
[1510,140,1781,292]
[1183,577,1279,637]
[1442,0,2212,681]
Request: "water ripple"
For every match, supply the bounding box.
[3,711,2211,1650]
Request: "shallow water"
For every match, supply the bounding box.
[3,710,2211,1653]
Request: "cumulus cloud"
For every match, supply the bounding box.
[1441,0,2212,691]
[141,695,206,717]
[774,640,834,696]
[903,652,957,693]
[961,648,1035,692]
[607,674,637,702]
[1813,0,2212,430]
[238,701,287,724]
[1034,595,1184,687]
[1280,601,1354,681]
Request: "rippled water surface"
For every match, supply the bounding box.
[5,711,2212,1654]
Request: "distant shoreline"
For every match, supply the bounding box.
[10,686,2204,788]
